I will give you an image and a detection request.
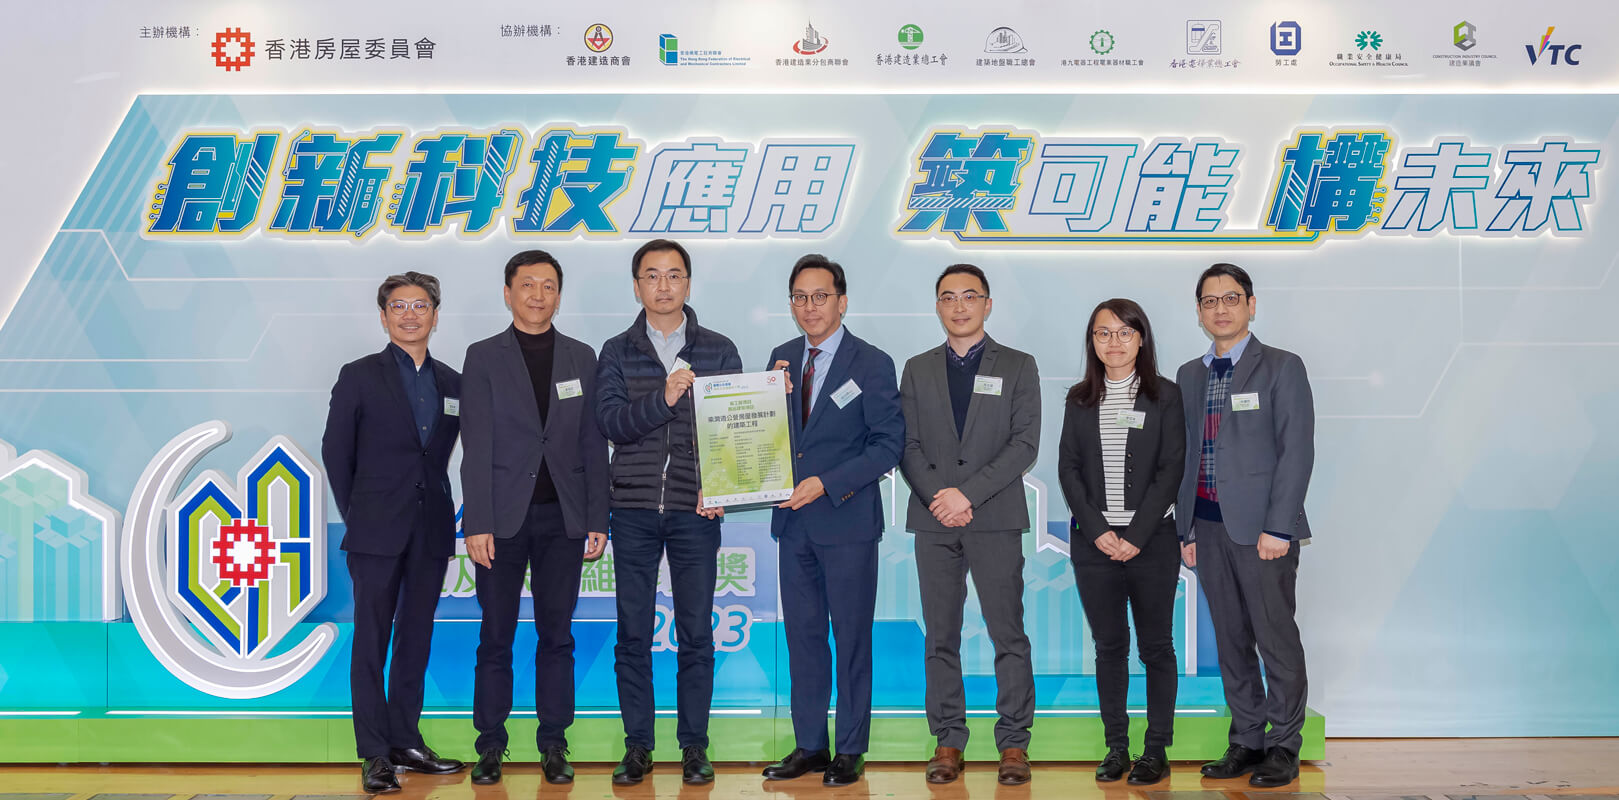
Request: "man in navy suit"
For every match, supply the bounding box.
[322,271,466,795]
[460,251,610,786]
[761,254,904,787]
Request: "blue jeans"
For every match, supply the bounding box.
[609,507,722,751]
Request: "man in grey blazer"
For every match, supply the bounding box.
[1175,263,1314,788]
[898,264,1040,786]
[461,250,609,786]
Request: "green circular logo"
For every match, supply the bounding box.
[899,24,924,51]
[1090,30,1115,55]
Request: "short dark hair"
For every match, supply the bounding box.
[935,263,989,296]
[788,253,847,295]
[504,249,563,291]
[1067,298,1162,408]
[1197,262,1254,301]
[631,239,691,279]
[376,271,441,310]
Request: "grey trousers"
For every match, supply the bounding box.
[914,529,1035,751]
[1197,518,1308,754]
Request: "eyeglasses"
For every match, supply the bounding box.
[789,292,842,308]
[638,272,688,287]
[1198,292,1247,310]
[1092,327,1137,344]
[937,292,988,308]
[386,300,434,315]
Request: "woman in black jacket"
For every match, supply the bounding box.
[1057,298,1186,785]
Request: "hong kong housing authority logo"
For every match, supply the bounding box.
[122,421,335,698]
[211,27,255,71]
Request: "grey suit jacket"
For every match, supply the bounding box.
[1175,335,1314,546]
[460,325,610,540]
[899,336,1041,533]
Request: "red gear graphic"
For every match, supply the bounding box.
[212,27,255,71]
[212,518,277,586]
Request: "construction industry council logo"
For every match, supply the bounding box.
[122,421,336,699]
[211,27,255,71]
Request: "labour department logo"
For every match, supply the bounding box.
[122,421,336,698]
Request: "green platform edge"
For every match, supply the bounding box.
[0,708,1323,763]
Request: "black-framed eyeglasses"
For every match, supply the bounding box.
[386,300,434,315]
[1198,291,1247,310]
[1092,327,1137,344]
[789,292,842,308]
[638,272,688,286]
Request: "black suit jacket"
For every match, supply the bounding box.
[1057,375,1185,549]
[460,325,609,540]
[322,345,462,558]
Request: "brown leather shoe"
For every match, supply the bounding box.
[926,746,965,783]
[998,747,1032,785]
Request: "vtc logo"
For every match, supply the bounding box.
[1526,26,1581,65]
[122,421,336,698]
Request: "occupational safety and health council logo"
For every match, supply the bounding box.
[122,421,336,698]
[211,27,255,71]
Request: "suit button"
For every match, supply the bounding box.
[797,453,804,459]
[529,472,537,478]
[1126,482,1133,489]
[421,449,429,457]
[928,464,936,470]
[957,459,966,466]
[1126,452,1133,460]
[1126,466,1134,473]
[415,482,424,490]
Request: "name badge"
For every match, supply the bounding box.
[672,357,692,373]
[830,379,862,408]
[1115,409,1145,429]
[1231,392,1261,412]
[443,397,460,416]
[973,375,1003,396]
[556,379,584,400]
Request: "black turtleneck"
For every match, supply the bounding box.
[515,326,559,506]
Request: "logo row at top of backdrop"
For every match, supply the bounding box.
[199,21,1589,73]
[142,126,1601,246]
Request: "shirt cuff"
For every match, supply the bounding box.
[1263,530,1292,541]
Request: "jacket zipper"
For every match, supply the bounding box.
[657,425,670,514]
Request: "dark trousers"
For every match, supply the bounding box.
[1197,518,1307,754]
[472,502,586,753]
[346,522,448,759]
[1073,524,1181,749]
[610,507,722,751]
[914,529,1035,751]
[779,531,879,755]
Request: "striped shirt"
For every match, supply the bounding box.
[1098,374,1138,527]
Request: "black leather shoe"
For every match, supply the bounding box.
[389,746,465,774]
[361,756,400,794]
[541,745,574,784]
[1249,746,1300,787]
[470,749,503,785]
[1095,747,1130,782]
[682,745,715,785]
[822,753,865,786]
[762,747,831,780]
[1128,753,1171,785]
[613,744,654,785]
[1201,743,1265,779]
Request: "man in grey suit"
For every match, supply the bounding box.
[1175,262,1314,788]
[898,264,1040,786]
[461,250,609,786]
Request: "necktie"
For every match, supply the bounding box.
[802,347,821,427]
